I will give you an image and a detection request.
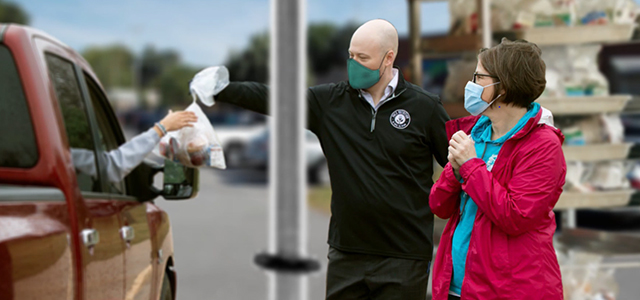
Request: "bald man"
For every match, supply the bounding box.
[214,19,449,299]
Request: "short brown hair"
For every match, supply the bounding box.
[478,38,546,108]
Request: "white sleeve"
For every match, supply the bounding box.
[70,148,98,178]
[70,128,161,183]
[100,128,161,183]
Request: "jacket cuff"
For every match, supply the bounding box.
[441,163,462,186]
[147,127,162,143]
[460,158,485,181]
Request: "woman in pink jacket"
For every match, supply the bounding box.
[430,38,566,300]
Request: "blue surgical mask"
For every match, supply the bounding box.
[464,81,502,116]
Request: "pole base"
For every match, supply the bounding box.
[254,252,321,274]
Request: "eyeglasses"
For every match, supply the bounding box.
[473,72,499,84]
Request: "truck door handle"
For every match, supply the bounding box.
[81,229,100,247]
[120,226,135,242]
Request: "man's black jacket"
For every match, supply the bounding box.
[217,70,449,260]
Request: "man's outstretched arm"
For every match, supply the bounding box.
[214,81,327,135]
[216,82,269,115]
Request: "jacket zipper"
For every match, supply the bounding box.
[366,88,407,133]
[456,142,489,298]
[370,108,378,132]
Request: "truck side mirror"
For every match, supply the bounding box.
[162,160,199,200]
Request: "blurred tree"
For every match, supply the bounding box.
[139,46,180,87]
[225,22,359,83]
[226,32,269,83]
[78,22,361,111]
[82,45,134,89]
[325,22,359,66]
[308,23,339,74]
[82,44,196,109]
[0,0,29,25]
[155,64,200,108]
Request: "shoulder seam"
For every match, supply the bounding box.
[403,84,440,103]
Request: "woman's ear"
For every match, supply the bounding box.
[499,88,506,98]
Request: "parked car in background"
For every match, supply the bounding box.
[0,23,198,300]
[243,128,330,185]
[122,107,168,134]
[214,122,266,169]
[198,109,266,169]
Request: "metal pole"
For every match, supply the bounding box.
[270,0,307,262]
[566,208,577,229]
[254,0,318,299]
[409,0,423,85]
[481,0,492,48]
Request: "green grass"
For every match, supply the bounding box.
[307,162,445,215]
[307,183,448,245]
[308,185,332,215]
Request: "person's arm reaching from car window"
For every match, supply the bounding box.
[71,110,197,183]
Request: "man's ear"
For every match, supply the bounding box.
[386,51,395,65]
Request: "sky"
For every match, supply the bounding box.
[17,0,450,67]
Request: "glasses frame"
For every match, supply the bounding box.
[473,72,500,84]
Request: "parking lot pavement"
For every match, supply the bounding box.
[156,168,330,299]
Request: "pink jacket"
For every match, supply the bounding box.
[430,108,566,300]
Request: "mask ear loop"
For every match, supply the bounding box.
[487,94,502,107]
[483,81,501,88]
[486,81,502,107]
[377,50,390,74]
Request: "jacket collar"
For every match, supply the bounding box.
[445,105,564,143]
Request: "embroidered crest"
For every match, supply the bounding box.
[390,109,411,129]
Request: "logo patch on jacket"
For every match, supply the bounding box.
[390,109,411,129]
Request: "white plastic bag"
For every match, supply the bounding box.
[154,102,226,169]
[189,66,230,107]
[601,113,624,144]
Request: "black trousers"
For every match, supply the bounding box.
[325,247,431,300]
[448,295,461,300]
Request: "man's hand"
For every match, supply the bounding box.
[448,131,476,167]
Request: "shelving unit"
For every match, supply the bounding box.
[497,26,636,226]
[563,143,633,162]
[555,190,635,209]
[536,95,631,115]
[510,24,636,46]
[536,95,635,219]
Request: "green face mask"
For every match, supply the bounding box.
[347,51,388,90]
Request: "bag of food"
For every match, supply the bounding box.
[155,101,226,169]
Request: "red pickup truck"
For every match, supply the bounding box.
[0,24,199,300]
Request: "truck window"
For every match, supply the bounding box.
[84,75,126,195]
[45,53,101,193]
[0,45,38,168]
